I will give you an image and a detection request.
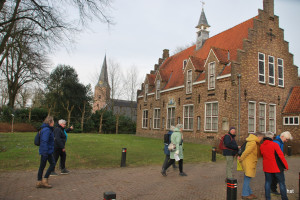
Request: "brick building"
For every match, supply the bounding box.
[93,56,137,121]
[136,0,300,142]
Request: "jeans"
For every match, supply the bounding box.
[165,159,183,173]
[53,148,66,171]
[162,155,176,170]
[242,175,252,197]
[37,154,56,181]
[265,172,288,200]
[225,156,234,178]
[271,173,278,192]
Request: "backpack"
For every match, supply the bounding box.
[238,142,247,156]
[218,134,232,150]
[34,129,42,146]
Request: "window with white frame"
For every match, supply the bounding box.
[186,70,192,94]
[268,56,275,85]
[208,62,215,89]
[284,116,299,125]
[153,108,160,129]
[177,117,180,124]
[269,104,276,133]
[205,102,218,131]
[258,53,265,83]
[248,101,256,133]
[278,58,284,87]
[197,116,201,131]
[167,107,175,129]
[144,84,148,102]
[156,80,160,100]
[142,110,148,128]
[259,103,266,132]
[183,105,194,130]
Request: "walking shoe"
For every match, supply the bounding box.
[41,178,52,188]
[241,196,255,199]
[36,181,43,188]
[61,168,70,174]
[249,194,257,199]
[161,169,167,177]
[50,171,58,176]
[179,172,187,176]
[271,190,280,195]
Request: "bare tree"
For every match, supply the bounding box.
[108,58,124,134]
[123,65,140,120]
[172,41,196,55]
[1,23,49,108]
[0,0,113,58]
[15,86,32,108]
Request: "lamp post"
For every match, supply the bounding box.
[11,114,14,133]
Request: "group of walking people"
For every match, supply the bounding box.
[36,116,73,188]
[223,127,293,200]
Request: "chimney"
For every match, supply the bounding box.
[163,49,169,59]
[263,0,274,17]
[154,64,159,71]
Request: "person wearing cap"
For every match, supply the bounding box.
[238,132,265,199]
[223,127,239,180]
[270,131,293,195]
[260,131,289,200]
[161,124,187,177]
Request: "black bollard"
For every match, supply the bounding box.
[287,145,292,156]
[227,178,237,200]
[104,191,116,200]
[212,147,216,162]
[120,148,127,167]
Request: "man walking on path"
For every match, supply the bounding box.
[223,127,239,180]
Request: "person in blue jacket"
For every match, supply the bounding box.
[271,131,293,195]
[161,127,177,170]
[36,116,56,188]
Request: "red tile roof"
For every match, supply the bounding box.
[147,74,156,86]
[283,86,300,114]
[155,17,255,90]
[190,56,205,72]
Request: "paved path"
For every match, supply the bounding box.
[0,157,299,200]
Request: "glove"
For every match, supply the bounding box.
[175,150,179,155]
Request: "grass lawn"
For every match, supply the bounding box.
[0,132,223,172]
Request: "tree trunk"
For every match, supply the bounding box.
[116,114,119,134]
[80,101,86,133]
[28,108,31,122]
[99,112,103,134]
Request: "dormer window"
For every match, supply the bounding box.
[208,62,215,90]
[156,80,160,100]
[183,60,187,70]
[186,70,192,94]
[144,84,148,102]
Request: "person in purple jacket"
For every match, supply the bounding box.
[271,131,293,195]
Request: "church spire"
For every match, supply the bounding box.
[195,4,210,50]
[97,55,110,88]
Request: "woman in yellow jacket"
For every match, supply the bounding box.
[238,132,265,199]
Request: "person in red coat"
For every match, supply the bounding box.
[260,131,289,200]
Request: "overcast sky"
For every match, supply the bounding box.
[49,0,300,90]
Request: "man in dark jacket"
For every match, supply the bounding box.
[223,127,239,179]
[51,119,72,175]
[161,128,177,171]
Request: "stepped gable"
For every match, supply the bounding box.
[158,17,255,90]
[283,86,300,114]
